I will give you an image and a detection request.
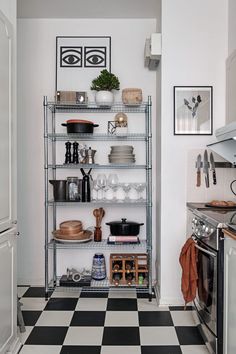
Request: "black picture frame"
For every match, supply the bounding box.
[56,36,111,92]
[174,86,213,136]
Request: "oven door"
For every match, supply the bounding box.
[193,236,217,335]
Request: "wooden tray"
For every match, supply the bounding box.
[205,203,236,209]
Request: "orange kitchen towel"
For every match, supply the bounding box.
[179,238,198,305]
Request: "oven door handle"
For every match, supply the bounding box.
[193,242,216,257]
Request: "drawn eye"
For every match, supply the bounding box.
[84,47,106,67]
[60,47,82,67]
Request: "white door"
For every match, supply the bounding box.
[224,232,236,354]
[0,228,18,354]
[0,10,13,233]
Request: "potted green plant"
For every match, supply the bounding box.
[90,69,120,106]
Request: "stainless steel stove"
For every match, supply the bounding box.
[187,203,236,354]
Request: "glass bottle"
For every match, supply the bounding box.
[125,272,134,286]
[113,273,122,286]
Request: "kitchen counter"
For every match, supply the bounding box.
[187,202,207,210]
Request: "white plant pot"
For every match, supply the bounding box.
[95,91,114,106]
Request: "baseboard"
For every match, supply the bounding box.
[6,337,22,354]
[17,277,44,286]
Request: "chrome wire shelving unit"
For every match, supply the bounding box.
[44,96,153,300]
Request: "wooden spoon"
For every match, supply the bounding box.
[93,208,100,227]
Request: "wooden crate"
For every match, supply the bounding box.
[110,253,148,286]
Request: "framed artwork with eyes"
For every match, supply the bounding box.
[56,36,111,94]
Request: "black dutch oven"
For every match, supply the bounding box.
[106,218,144,236]
[62,119,99,134]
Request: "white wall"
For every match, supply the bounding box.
[160,0,228,305]
[228,0,236,55]
[17,19,157,285]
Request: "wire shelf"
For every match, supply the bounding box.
[48,163,147,169]
[47,199,148,206]
[48,278,152,292]
[47,133,147,141]
[47,101,148,113]
[47,239,146,250]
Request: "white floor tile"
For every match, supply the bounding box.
[64,327,103,345]
[171,311,195,326]
[18,326,33,344]
[51,289,81,298]
[17,287,29,298]
[140,327,179,345]
[101,346,141,354]
[20,298,47,311]
[35,311,73,326]
[19,345,61,354]
[137,298,166,311]
[105,311,139,326]
[76,298,107,311]
[109,289,137,298]
[181,345,210,354]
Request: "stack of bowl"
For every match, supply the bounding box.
[108,145,135,164]
[52,220,92,242]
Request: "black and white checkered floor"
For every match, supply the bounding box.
[18,286,209,354]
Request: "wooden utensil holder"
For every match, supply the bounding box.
[110,253,148,286]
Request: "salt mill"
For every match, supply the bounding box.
[64,141,72,164]
[72,142,79,164]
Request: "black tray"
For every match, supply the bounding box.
[60,275,91,287]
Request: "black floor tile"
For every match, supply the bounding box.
[102,327,140,345]
[25,326,68,345]
[107,298,137,311]
[44,298,78,311]
[175,326,205,345]
[22,311,42,326]
[141,346,182,354]
[139,311,173,326]
[80,292,108,298]
[22,287,52,298]
[137,292,156,299]
[70,311,105,326]
[169,306,193,311]
[60,346,101,354]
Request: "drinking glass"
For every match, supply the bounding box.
[108,174,119,201]
[122,183,131,201]
[133,183,146,201]
[97,174,107,200]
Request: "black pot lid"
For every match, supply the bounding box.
[106,218,142,225]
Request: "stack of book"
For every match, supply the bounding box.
[107,235,140,245]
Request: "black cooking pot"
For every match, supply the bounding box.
[106,218,144,236]
[62,119,99,134]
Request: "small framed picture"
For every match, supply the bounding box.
[174,86,213,135]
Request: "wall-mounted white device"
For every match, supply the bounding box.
[144,33,161,70]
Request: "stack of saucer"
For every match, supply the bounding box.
[108,145,135,164]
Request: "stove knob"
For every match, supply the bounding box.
[202,225,206,230]
[205,227,209,233]
[210,228,214,234]
[197,232,201,236]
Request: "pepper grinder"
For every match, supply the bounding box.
[64,141,72,164]
[80,168,92,202]
[72,142,79,164]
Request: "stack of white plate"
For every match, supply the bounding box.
[108,145,135,164]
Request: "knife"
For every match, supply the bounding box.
[203,150,210,188]
[196,154,201,187]
[210,152,217,185]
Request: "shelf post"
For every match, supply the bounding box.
[146,95,153,301]
[44,96,49,299]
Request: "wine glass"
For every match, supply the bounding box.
[92,179,100,201]
[122,183,131,201]
[133,183,146,201]
[97,174,107,200]
[108,174,119,201]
